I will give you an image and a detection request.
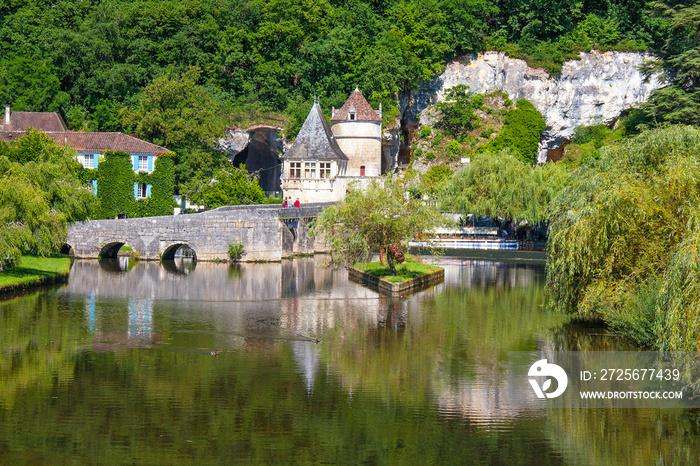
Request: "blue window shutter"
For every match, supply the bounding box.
[148,155,153,172]
[93,153,99,169]
[133,155,138,171]
[92,179,97,195]
[134,182,138,198]
[146,184,152,197]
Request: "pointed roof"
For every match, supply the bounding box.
[284,103,348,161]
[331,87,381,122]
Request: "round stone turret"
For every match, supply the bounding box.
[330,88,382,177]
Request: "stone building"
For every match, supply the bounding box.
[281,89,382,203]
[330,87,382,177]
[281,101,348,204]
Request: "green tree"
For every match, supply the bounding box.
[123,67,225,150]
[0,54,69,111]
[486,98,546,164]
[434,85,480,137]
[637,2,700,127]
[546,125,700,350]
[183,165,264,209]
[441,150,569,226]
[313,175,444,274]
[0,131,96,268]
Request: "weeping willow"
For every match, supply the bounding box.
[546,125,700,350]
[440,149,570,225]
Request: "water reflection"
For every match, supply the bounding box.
[0,257,697,463]
[98,256,136,273]
[161,257,196,275]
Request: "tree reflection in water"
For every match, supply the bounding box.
[0,257,697,463]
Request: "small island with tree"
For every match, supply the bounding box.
[313,175,445,295]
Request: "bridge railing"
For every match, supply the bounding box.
[277,202,334,219]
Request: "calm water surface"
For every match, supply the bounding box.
[1,256,699,464]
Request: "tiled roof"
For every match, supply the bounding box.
[1,111,67,131]
[284,103,348,161]
[330,88,381,122]
[0,131,169,155]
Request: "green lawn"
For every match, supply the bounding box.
[353,256,443,283]
[0,255,72,292]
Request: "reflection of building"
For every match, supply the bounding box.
[281,89,383,203]
[291,341,321,393]
[128,298,153,340]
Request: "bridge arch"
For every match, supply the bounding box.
[99,241,131,259]
[161,243,197,261]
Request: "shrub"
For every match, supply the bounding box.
[228,240,245,261]
[435,85,479,137]
[425,152,436,161]
[413,147,423,158]
[486,99,546,164]
[447,140,461,155]
[480,125,495,139]
[420,126,432,138]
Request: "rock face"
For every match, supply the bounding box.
[401,51,664,162]
[218,127,285,192]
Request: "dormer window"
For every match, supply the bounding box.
[349,112,355,121]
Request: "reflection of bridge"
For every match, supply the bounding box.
[67,204,330,261]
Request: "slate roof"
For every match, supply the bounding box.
[1,110,68,131]
[0,131,169,155]
[284,103,348,161]
[330,88,381,122]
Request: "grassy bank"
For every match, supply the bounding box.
[354,256,443,283]
[0,255,72,294]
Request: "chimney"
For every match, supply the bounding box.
[331,107,335,118]
[4,104,9,125]
[378,103,382,119]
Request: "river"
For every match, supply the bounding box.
[0,256,698,464]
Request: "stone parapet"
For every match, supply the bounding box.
[68,204,333,262]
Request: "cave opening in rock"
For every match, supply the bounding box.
[229,127,283,194]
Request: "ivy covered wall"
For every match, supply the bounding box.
[94,150,175,219]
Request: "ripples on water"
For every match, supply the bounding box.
[0,256,698,464]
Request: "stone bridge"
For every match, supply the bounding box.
[67,203,331,262]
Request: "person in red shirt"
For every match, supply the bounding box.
[294,198,300,208]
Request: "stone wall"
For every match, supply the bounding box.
[68,204,331,262]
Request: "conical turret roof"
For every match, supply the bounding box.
[331,87,381,122]
[284,103,348,161]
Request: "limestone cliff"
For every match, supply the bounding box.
[400,51,664,163]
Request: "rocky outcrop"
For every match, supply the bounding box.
[218,129,252,156]
[401,51,664,162]
[218,127,286,192]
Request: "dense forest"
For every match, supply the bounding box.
[1,0,695,135]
